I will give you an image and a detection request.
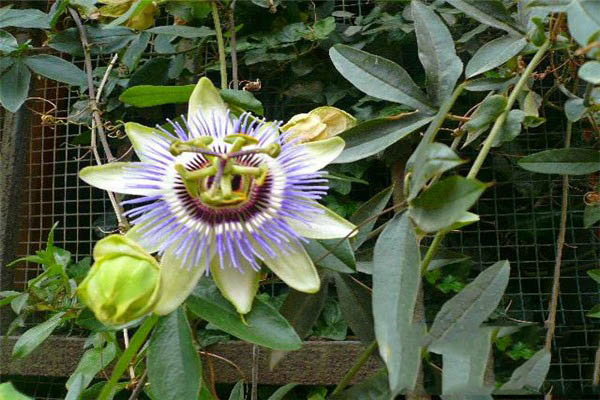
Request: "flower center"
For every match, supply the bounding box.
[170,134,281,207]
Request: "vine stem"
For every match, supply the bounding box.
[68,7,130,232]
[229,0,239,89]
[330,341,378,397]
[419,40,550,275]
[98,315,159,400]
[543,121,572,400]
[211,0,228,89]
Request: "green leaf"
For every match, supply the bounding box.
[567,0,600,48]
[228,381,244,400]
[147,307,202,400]
[268,282,328,369]
[128,57,170,87]
[408,142,467,201]
[0,60,30,112]
[12,312,64,359]
[187,279,302,350]
[0,29,18,53]
[445,0,523,35]
[334,113,433,163]
[65,341,118,399]
[122,32,151,71]
[588,304,600,318]
[465,76,517,92]
[373,213,425,395]
[146,25,215,38]
[412,0,463,106]
[463,95,508,147]
[267,383,299,400]
[518,148,600,175]
[409,176,488,233]
[0,56,15,75]
[584,206,600,228]
[24,55,87,87]
[304,239,355,273]
[220,89,264,115]
[0,382,33,400]
[492,109,526,147]
[120,84,195,107]
[49,26,136,57]
[329,369,390,400]
[578,61,600,84]
[466,35,528,78]
[497,348,551,394]
[334,272,375,343]
[424,260,510,349]
[106,0,153,27]
[587,269,600,284]
[437,329,495,396]
[0,9,49,29]
[564,98,587,122]
[329,44,434,113]
[349,186,393,250]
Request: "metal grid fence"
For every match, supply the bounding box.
[1,0,599,398]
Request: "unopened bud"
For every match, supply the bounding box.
[282,106,356,143]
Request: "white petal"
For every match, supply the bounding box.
[294,137,345,174]
[211,260,260,314]
[153,244,209,315]
[125,122,173,163]
[261,241,320,294]
[188,77,228,120]
[79,162,162,196]
[286,202,357,239]
[125,222,162,254]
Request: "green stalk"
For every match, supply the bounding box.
[98,314,159,400]
[330,340,378,397]
[467,40,550,179]
[418,41,550,275]
[211,1,228,89]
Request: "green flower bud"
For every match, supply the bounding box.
[282,106,357,143]
[77,235,160,326]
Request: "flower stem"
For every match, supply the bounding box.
[98,314,159,400]
[211,1,228,89]
[330,340,378,396]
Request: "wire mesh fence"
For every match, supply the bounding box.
[1,0,599,398]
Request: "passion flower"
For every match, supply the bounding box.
[79,78,356,314]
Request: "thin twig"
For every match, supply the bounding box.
[123,328,136,380]
[199,350,247,381]
[68,7,130,232]
[251,345,259,400]
[127,370,147,400]
[96,54,119,103]
[593,340,600,386]
[543,122,572,400]
[229,0,239,90]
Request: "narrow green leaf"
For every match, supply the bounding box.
[49,26,136,57]
[424,260,510,349]
[492,109,526,147]
[463,95,508,147]
[445,0,523,35]
[329,44,434,113]
[334,272,375,343]
[12,312,64,359]
[409,176,488,233]
[228,381,245,400]
[466,35,528,78]
[122,32,151,71]
[304,239,355,273]
[0,56,15,75]
[412,0,463,106]
[587,269,600,284]
[146,25,215,38]
[268,282,328,369]
[334,113,434,163]
[187,279,302,350]
[267,383,299,400]
[120,84,195,107]
[373,213,425,395]
[24,55,87,87]
[518,148,600,175]
[147,307,202,400]
[349,186,393,250]
[578,61,600,84]
[0,9,49,29]
[584,205,600,228]
[497,348,551,394]
[128,57,170,87]
[0,382,33,400]
[65,341,118,399]
[220,89,264,116]
[0,29,18,53]
[0,60,30,112]
[408,142,467,201]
